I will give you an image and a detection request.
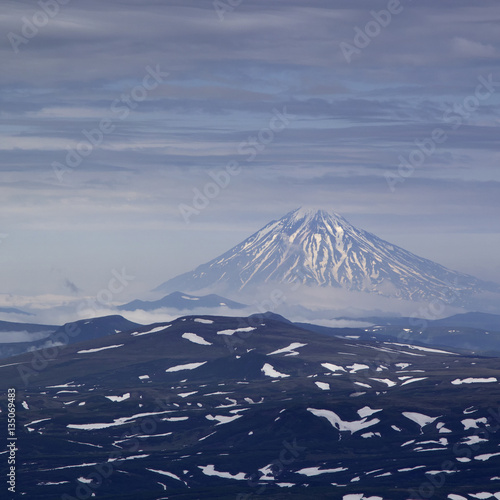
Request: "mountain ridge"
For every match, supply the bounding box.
[118,291,247,312]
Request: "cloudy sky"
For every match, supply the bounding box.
[1,0,499,309]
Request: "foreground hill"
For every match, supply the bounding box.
[0,315,140,359]
[1,314,500,499]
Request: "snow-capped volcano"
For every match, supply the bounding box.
[156,208,499,304]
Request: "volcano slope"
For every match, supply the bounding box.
[1,314,500,499]
[155,208,500,307]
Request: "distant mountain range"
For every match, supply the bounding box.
[3,308,500,360]
[2,312,500,499]
[302,311,500,356]
[0,319,57,333]
[118,291,247,312]
[339,311,500,332]
[155,208,500,307]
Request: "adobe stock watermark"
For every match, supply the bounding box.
[52,65,169,182]
[7,0,70,53]
[178,106,293,224]
[340,0,405,63]
[16,268,135,387]
[213,0,244,21]
[6,388,17,495]
[385,73,499,192]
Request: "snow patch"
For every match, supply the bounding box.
[321,363,346,373]
[451,378,497,385]
[166,361,207,372]
[369,378,397,387]
[77,344,124,354]
[198,464,246,480]
[475,452,500,462]
[361,432,381,438]
[401,377,428,386]
[146,469,185,482]
[384,342,456,355]
[308,408,380,434]
[357,407,382,418]
[206,414,243,425]
[182,332,212,346]
[342,495,383,500]
[267,343,307,356]
[217,327,256,336]
[296,466,347,476]
[261,363,289,378]
[131,325,170,336]
[462,417,488,430]
[105,393,130,403]
[315,381,330,391]
[402,412,439,430]
[347,363,369,373]
[178,391,198,398]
